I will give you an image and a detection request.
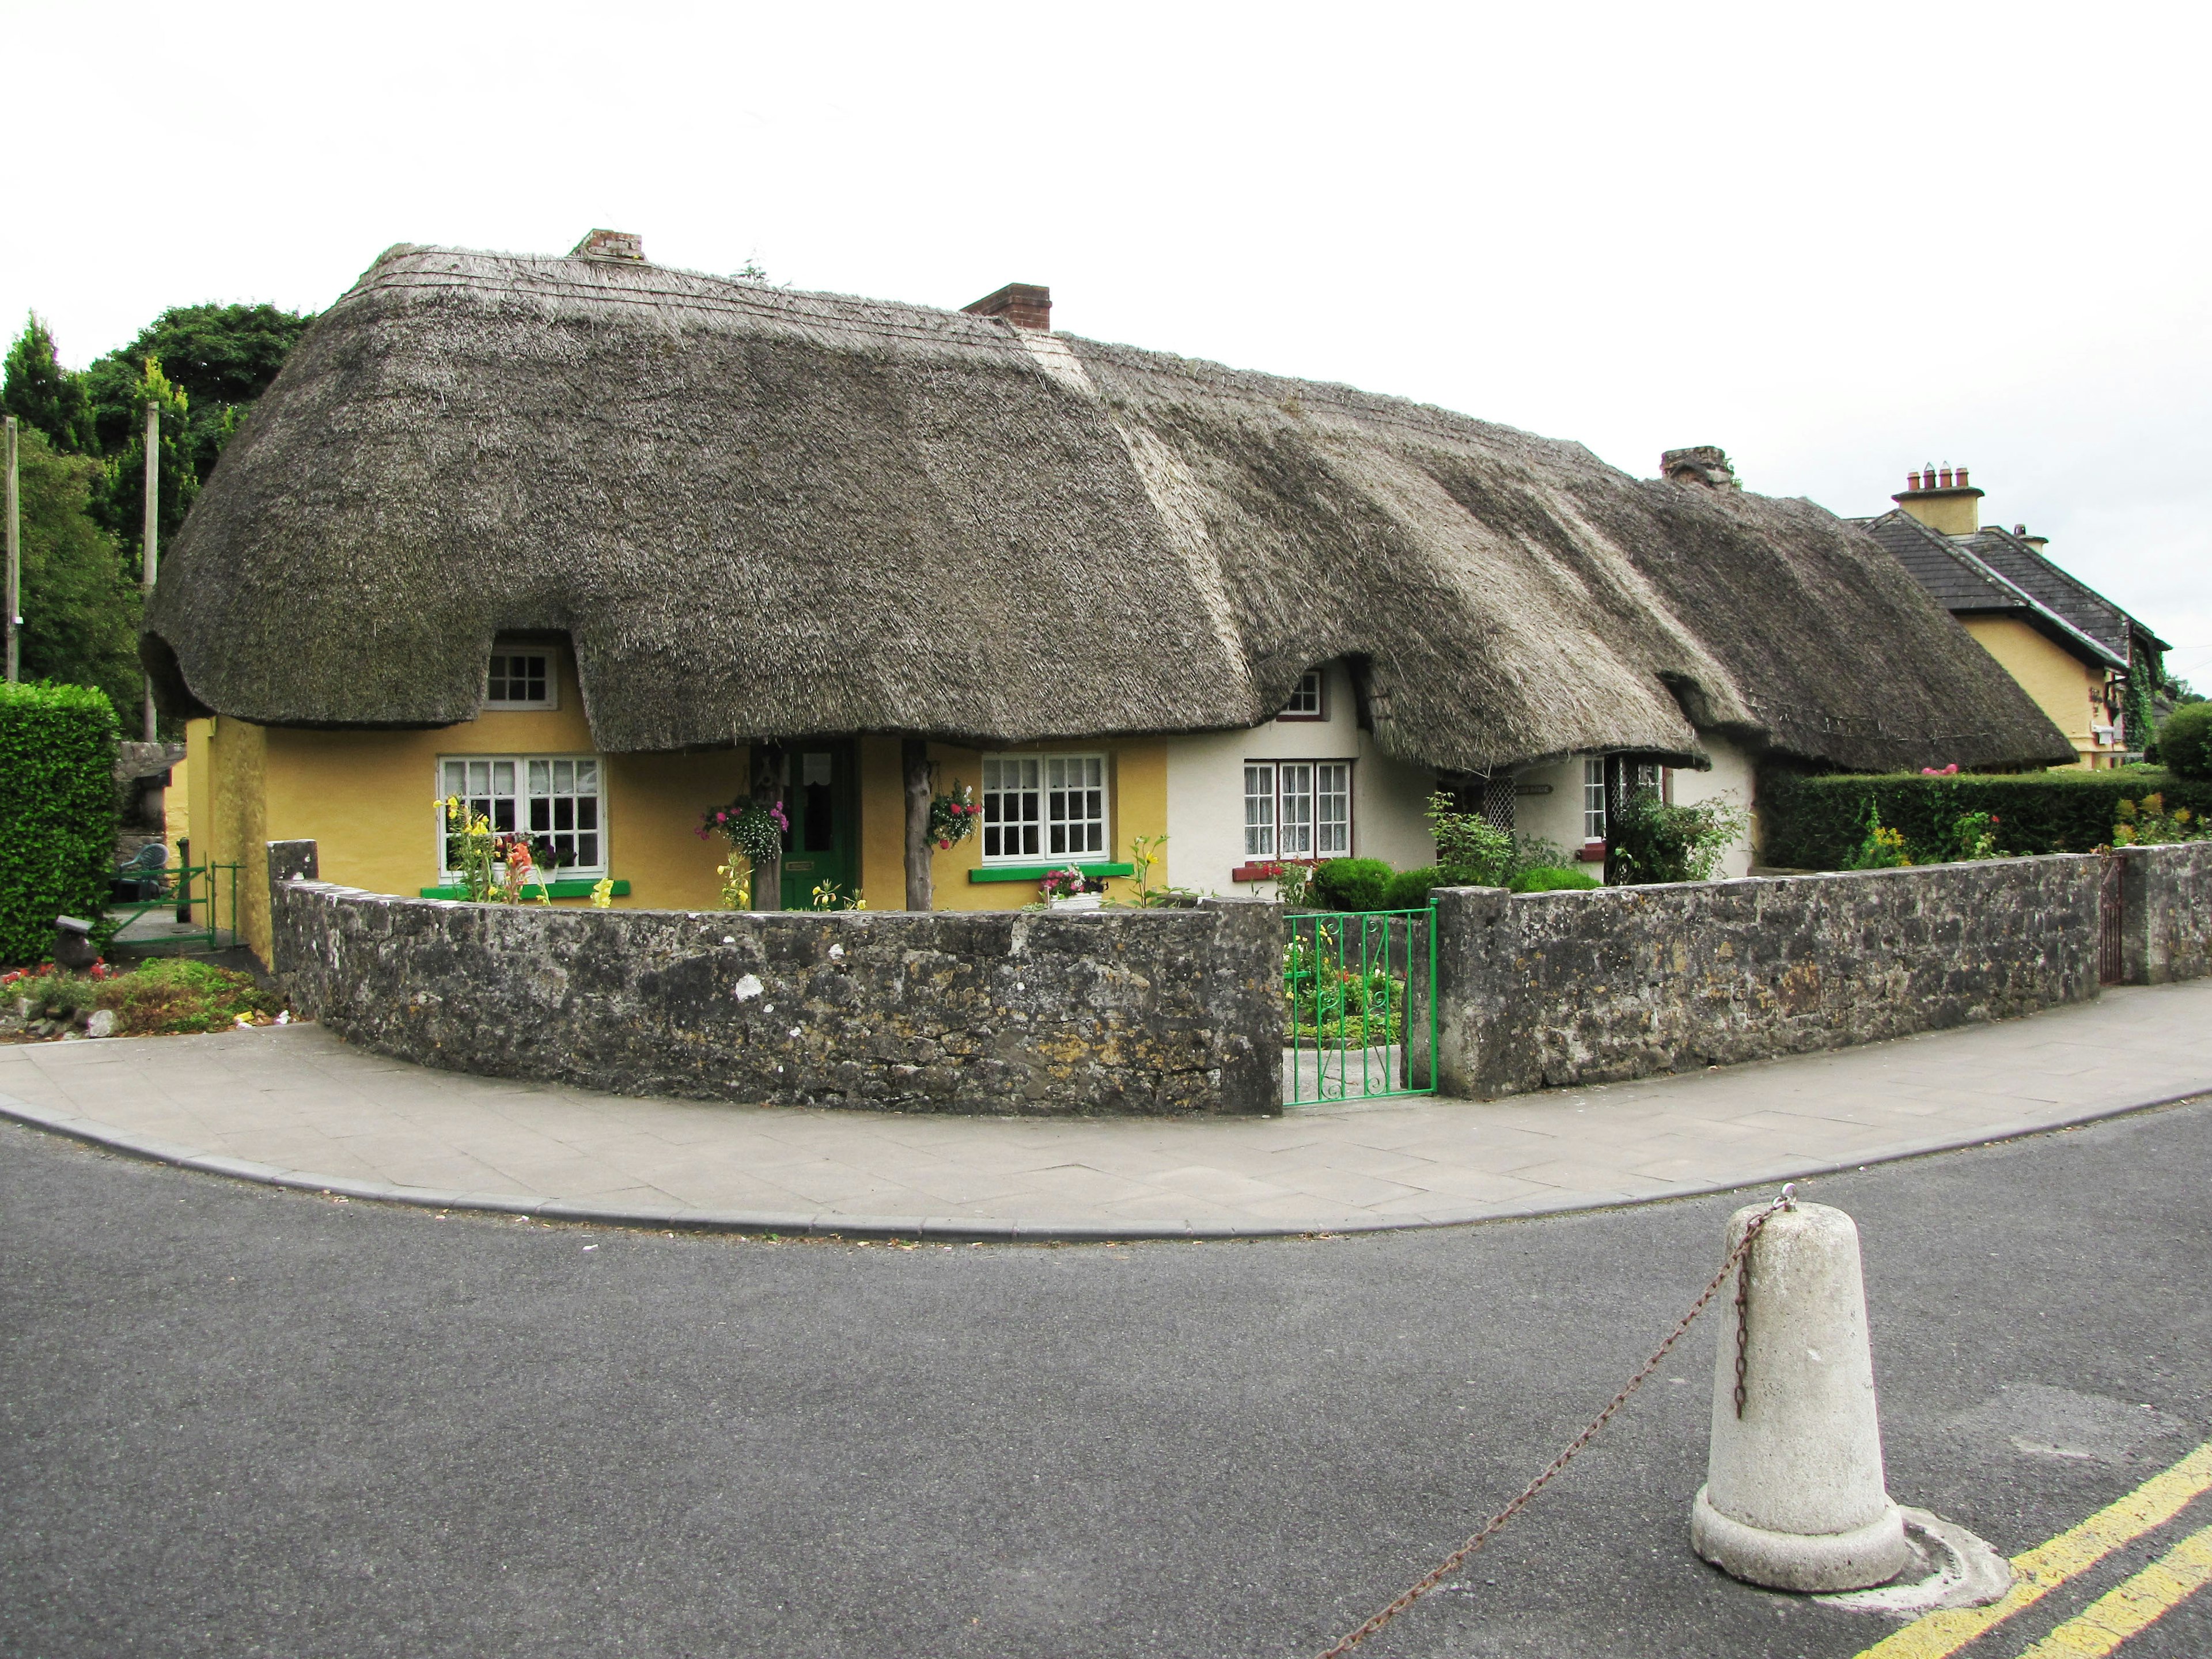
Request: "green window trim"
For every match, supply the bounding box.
[418,878,631,900]
[967,862,1135,885]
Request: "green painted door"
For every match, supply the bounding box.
[780,741,860,908]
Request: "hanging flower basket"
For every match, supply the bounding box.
[698,797,789,866]
[930,782,982,851]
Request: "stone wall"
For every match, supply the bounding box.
[1426,856,2107,1099]
[266,844,1284,1116]
[2119,840,2212,986]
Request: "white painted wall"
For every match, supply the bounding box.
[1163,661,1435,895]
[1668,731,1758,878]
[1507,755,1595,865]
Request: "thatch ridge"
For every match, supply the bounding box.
[146,244,2073,774]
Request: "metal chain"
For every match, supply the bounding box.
[1312,1184,1798,1659]
[1732,1243,1755,1418]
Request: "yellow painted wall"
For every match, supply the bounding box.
[190,643,1179,962]
[1961,616,2116,770]
[164,755,190,863]
[192,650,743,963]
[855,737,1171,911]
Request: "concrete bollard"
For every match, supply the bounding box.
[1691,1198,1909,1592]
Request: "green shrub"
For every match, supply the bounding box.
[1424,792,1513,887]
[0,681,119,966]
[1760,766,2212,869]
[1608,791,1749,884]
[1382,866,1447,909]
[1510,866,1600,893]
[2160,702,2212,780]
[1307,857,1395,912]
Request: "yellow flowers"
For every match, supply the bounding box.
[716,862,752,910]
[589,876,615,909]
[810,880,866,911]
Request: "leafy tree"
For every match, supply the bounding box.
[6,426,142,714]
[92,357,197,578]
[80,301,315,474]
[2,315,96,453]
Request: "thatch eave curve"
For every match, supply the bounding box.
[146,242,2075,775]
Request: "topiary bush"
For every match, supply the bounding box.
[2159,702,2212,780]
[1307,857,1395,912]
[0,681,119,965]
[1759,765,2212,869]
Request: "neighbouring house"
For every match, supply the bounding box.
[143,234,2071,962]
[1858,467,2169,769]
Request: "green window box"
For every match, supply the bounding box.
[419,878,631,900]
[966,862,1135,885]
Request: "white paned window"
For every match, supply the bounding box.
[440,755,604,877]
[1278,668,1324,719]
[1245,760,1353,860]
[1244,764,1277,857]
[982,754,1108,863]
[1583,757,1607,842]
[485,652,554,709]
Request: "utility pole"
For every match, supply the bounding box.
[142,400,158,739]
[5,415,18,683]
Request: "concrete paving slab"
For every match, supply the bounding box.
[3,979,2210,1237]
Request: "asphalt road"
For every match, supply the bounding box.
[4,1098,2209,1659]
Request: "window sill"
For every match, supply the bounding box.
[968,862,1135,885]
[1231,858,1321,883]
[419,878,630,900]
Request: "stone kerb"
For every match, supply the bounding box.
[1431,855,2106,1099]
[266,849,1285,1117]
[2116,839,2212,986]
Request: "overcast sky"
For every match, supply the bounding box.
[8,1,2206,684]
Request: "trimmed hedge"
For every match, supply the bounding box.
[0,682,119,965]
[2158,702,2212,779]
[1759,765,2212,870]
[1309,857,1394,912]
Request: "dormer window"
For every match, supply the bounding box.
[1277,668,1325,721]
[486,652,555,710]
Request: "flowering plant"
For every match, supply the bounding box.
[929,782,982,851]
[699,797,789,866]
[441,797,552,904]
[1038,865,1105,902]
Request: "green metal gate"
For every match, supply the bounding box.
[1283,906,1438,1106]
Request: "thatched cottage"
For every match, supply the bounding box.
[145,233,2070,960]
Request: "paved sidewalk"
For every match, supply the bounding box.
[4,982,2209,1238]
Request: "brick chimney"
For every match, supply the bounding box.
[962,282,1051,331]
[1893,461,1983,536]
[1660,446,1740,491]
[571,229,646,262]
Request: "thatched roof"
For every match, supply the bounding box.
[145,244,2073,774]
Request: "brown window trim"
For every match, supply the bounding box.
[1275,666,1327,722]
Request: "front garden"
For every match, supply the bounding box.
[1,956,288,1041]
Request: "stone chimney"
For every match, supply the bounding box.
[1661,446,1740,491]
[962,282,1052,331]
[571,229,646,262]
[1892,462,1983,536]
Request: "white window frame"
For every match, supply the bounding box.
[1582,756,1607,843]
[437,753,607,880]
[484,650,558,711]
[979,753,1111,865]
[1244,760,1352,859]
[1277,667,1326,721]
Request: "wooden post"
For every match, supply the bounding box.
[902,738,933,911]
[750,741,785,910]
[4,415,17,684]
[141,400,159,740]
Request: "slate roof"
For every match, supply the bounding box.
[1859,509,2168,675]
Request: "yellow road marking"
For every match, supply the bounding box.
[2008,1524,2212,1657]
[1851,1440,2212,1659]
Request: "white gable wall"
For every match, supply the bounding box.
[1162,662,1435,897]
